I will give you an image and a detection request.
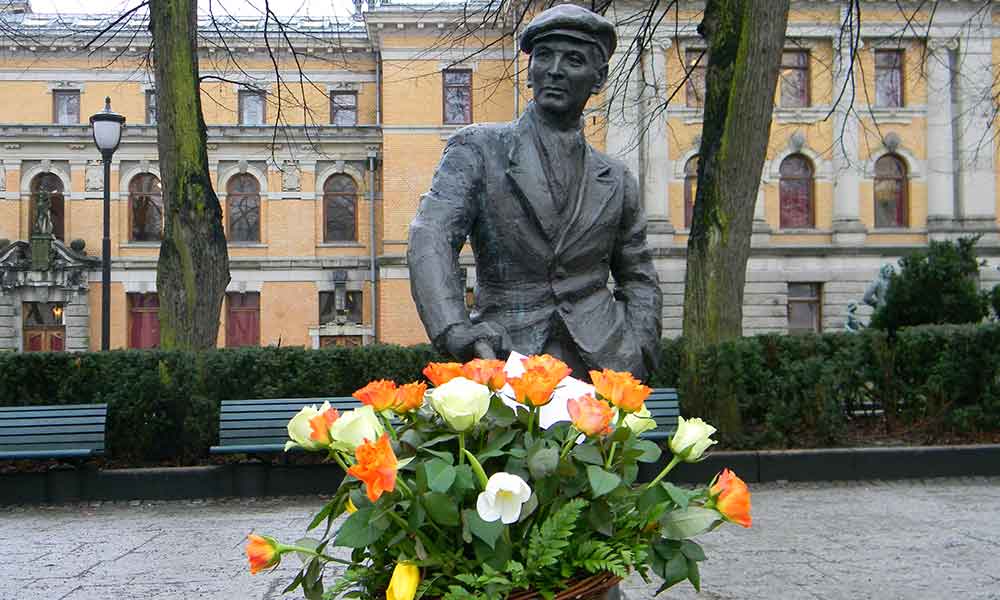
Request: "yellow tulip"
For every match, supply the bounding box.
[386,562,420,600]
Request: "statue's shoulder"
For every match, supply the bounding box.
[445,121,517,149]
[588,145,628,178]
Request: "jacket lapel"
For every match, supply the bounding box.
[505,114,563,245]
[556,147,618,254]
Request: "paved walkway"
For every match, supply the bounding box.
[2,478,999,600]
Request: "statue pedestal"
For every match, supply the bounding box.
[30,234,53,271]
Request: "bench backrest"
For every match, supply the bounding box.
[0,403,108,459]
[643,388,680,441]
[214,397,360,453]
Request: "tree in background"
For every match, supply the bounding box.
[150,0,230,349]
[871,237,989,334]
[680,0,791,436]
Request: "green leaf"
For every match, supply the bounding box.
[587,500,613,536]
[425,458,457,493]
[517,493,538,523]
[422,492,460,526]
[408,498,426,529]
[661,553,688,590]
[306,498,336,531]
[453,464,476,493]
[662,482,697,509]
[633,440,662,463]
[609,426,631,443]
[477,429,517,460]
[464,509,504,549]
[422,448,455,464]
[335,507,382,547]
[680,540,706,562]
[572,444,604,466]
[687,557,701,591]
[527,444,559,479]
[293,537,321,564]
[585,465,621,498]
[638,483,669,514]
[421,433,458,448]
[659,507,721,540]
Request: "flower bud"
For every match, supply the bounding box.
[669,416,717,462]
[429,377,490,431]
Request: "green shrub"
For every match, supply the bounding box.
[871,237,989,331]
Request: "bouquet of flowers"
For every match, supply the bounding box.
[246,355,751,600]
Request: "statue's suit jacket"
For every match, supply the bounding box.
[408,108,663,380]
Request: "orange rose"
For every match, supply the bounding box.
[423,362,464,386]
[347,433,398,502]
[710,468,752,528]
[308,406,340,445]
[508,368,562,407]
[246,534,280,574]
[353,380,399,412]
[462,358,508,391]
[393,381,427,413]
[589,369,651,414]
[567,395,614,436]
[521,354,571,382]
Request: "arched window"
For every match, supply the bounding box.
[683,156,699,229]
[30,173,65,241]
[226,173,261,242]
[874,154,907,228]
[779,154,814,229]
[129,173,163,242]
[323,174,357,242]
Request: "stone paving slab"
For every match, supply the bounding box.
[2,478,999,600]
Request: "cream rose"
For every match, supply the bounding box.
[429,376,491,432]
[669,416,717,462]
[623,405,656,436]
[284,401,331,452]
[328,405,384,452]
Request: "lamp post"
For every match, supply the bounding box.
[89,97,125,351]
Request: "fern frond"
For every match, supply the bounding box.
[526,498,587,573]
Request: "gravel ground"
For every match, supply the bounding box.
[2,477,998,600]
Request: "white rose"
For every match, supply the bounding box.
[328,405,384,452]
[284,401,330,451]
[429,377,491,432]
[669,416,717,463]
[476,472,532,524]
[623,405,656,436]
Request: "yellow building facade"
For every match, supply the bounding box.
[0,1,998,352]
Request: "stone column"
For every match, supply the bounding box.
[926,38,958,239]
[751,183,770,245]
[640,42,674,247]
[955,31,998,239]
[605,45,642,181]
[831,21,866,245]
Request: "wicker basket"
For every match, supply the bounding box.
[506,573,622,600]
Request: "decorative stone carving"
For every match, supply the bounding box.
[85,161,103,191]
[882,132,901,152]
[282,161,301,191]
[790,131,806,152]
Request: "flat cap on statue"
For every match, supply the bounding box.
[519,4,616,62]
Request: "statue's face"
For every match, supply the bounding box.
[528,37,607,117]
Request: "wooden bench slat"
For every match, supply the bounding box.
[0,408,107,420]
[221,428,289,440]
[0,424,107,436]
[0,403,106,412]
[0,432,106,445]
[209,443,287,455]
[0,416,107,428]
[0,440,104,451]
[0,449,100,459]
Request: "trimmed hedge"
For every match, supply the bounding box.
[2,326,998,461]
[0,344,440,462]
[676,325,1000,448]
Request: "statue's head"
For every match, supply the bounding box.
[520,5,615,119]
[880,264,894,278]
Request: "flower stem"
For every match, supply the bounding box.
[396,477,414,498]
[279,545,353,566]
[526,408,535,436]
[458,432,466,466]
[380,412,398,441]
[645,455,681,489]
[604,441,618,469]
[330,451,350,472]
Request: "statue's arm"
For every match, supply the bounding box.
[407,131,483,350]
[610,167,663,376]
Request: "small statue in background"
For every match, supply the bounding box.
[33,190,53,236]
[844,301,864,333]
[863,264,895,310]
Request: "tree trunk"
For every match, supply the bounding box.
[149,0,230,350]
[682,0,790,435]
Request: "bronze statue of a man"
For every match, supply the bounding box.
[408,4,662,380]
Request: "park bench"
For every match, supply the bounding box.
[0,403,108,460]
[211,387,680,455]
[642,388,680,441]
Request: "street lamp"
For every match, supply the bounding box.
[89,97,125,351]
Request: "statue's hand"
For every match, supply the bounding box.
[443,321,511,361]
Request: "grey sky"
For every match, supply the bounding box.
[29,0,355,17]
